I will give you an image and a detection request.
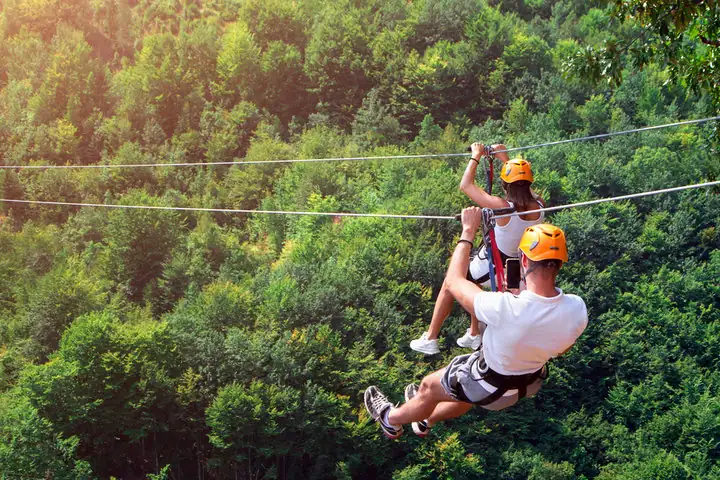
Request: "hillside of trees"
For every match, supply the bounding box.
[0,0,719,478]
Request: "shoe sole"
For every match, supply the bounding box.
[410,343,440,355]
[382,427,403,440]
[456,339,481,349]
[411,423,429,437]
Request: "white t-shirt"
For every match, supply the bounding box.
[473,288,588,375]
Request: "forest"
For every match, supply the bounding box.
[0,0,719,478]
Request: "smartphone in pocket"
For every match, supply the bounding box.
[505,258,521,290]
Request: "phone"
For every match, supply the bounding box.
[505,258,521,290]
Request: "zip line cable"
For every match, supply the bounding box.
[1,180,718,220]
[0,198,454,220]
[0,116,718,170]
[493,180,720,219]
[495,115,720,155]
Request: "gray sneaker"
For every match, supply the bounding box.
[364,386,403,439]
[404,384,430,437]
[410,332,440,355]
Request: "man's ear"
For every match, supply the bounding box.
[520,252,529,269]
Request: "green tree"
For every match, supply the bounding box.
[112,25,217,140]
[102,190,183,301]
[207,380,302,477]
[502,31,551,78]
[566,1,720,105]
[1,0,93,41]
[352,89,407,149]
[24,257,108,361]
[304,1,374,126]
[0,391,92,479]
[214,21,261,105]
[22,311,186,478]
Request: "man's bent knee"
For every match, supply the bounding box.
[418,377,433,395]
[419,370,454,402]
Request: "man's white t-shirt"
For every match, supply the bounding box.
[473,288,588,376]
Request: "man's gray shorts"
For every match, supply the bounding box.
[440,350,546,411]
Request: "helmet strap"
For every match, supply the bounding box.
[520,252,536,282]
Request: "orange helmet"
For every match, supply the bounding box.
[500,159,533,183]
[518,224,568,263]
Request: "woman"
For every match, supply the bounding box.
[410,142,545,355]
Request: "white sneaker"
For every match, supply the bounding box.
[456,329,482,350]
[410,332,440,355]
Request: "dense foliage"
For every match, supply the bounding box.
[568,0,720,103]
[0,0,718,478]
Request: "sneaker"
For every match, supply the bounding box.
[404,384,430,437]
[410,332,440,355]
[364,386,403,439]
[456,328,482,350]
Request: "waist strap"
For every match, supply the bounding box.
[472,353,547,406]
[483,367,544,390]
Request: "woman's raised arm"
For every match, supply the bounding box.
[460,143,510,210]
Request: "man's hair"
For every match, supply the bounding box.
[527,258,561,277]
[502,180,536,210]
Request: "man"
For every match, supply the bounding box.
[364,207,588,439]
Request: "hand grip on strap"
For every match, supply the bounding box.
[455,206,515,222]
[466,145,496,156]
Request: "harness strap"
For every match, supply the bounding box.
[482,207,516,292]
[491,206,516,216]
[474,384,507,406]
[484,157,494,194]
[449,352,548,407]
[481,208,498,291]
[483,145,495,194]
[474,366,545,406]
[518,383,527,400]
[449,375,473,403]
[483,368,544,389]
[488,229,505,291]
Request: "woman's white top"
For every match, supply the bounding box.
[494,200,544,256]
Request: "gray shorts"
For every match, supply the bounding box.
[440,350,546,411]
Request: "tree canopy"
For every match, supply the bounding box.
[0,0,718,479]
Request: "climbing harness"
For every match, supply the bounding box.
[447,350,547,405]
[480,206,517,292]
[477,146,504,292]
[481,208,500,292]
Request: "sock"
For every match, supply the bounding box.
[381,407,396,429]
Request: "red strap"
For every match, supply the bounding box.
[487,229,505,292]
[486,157,494,194]
[488,158,494,185]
